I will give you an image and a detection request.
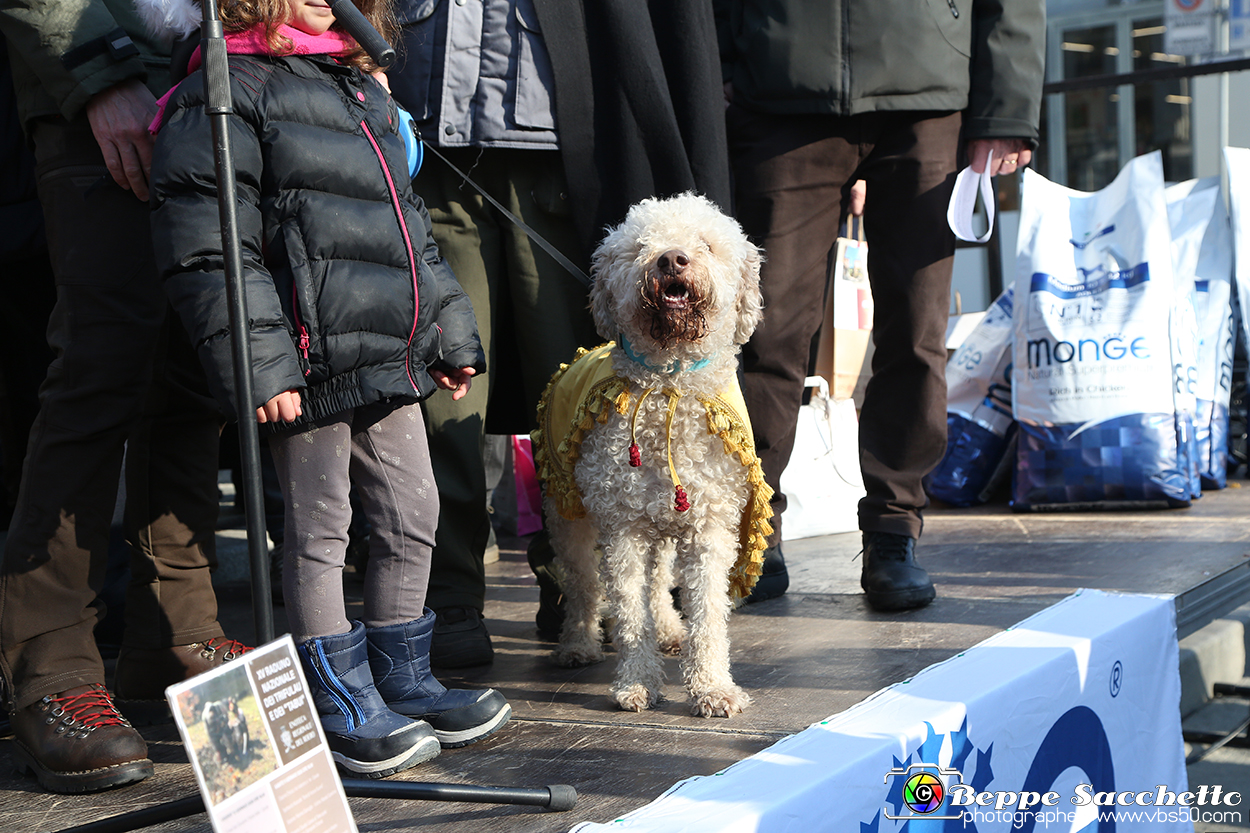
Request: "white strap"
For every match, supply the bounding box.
[946,149,996,243]
[802,376,831,399]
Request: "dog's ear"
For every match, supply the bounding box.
[589,228,621,341]
[733,239,765,346]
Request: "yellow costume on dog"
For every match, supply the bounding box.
[532,342,773,602]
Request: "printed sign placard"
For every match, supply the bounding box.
[166,635,356,833]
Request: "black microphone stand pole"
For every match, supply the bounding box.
[201,0,273,644]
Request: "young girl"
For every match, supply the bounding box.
[146,0,511,777]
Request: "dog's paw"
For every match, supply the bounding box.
[690,686,751,718]
[613,684,661,713]
[551,642,604,668]
[657,631,683,657]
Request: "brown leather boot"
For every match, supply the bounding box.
[114,637,251,725]
[10,684,153,793]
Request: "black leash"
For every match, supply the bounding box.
[418,138,594,288]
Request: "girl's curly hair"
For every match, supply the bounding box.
[217,0,396,72]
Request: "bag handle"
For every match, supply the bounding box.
[842,214,865,243]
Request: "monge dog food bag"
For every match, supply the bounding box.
[1012,152,1189,509]
[1226,148,1250,474]
[1165,180,1205,500]
[927,287,1015,506]
[1168,176,1235,490]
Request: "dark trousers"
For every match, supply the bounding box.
[0,116,223,710]
[414,148,597,611]
[727,106,961,541]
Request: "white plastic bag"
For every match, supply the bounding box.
[780,377,865,540]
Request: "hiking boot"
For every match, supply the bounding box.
[299,621,440,777]
[860,531,936,611]
[115,636,252,726]
[11,684,153,793]
[429,607,494,668]
[744,544,789,604]
[367,611,512,748]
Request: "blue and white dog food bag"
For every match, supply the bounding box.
[1229,148,1250,348]
[1011,152,1189,508]
[1168,176,1235,490]
[927,287,1015,506]
[1227,148,1250,469]
[1166,179,1207,499]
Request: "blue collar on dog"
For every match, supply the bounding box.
[619,334,712,374]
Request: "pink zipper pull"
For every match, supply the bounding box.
[297,327,311,376]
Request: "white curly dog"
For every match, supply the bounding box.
[532,193,772,718]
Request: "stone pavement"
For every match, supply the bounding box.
[3,483,1250,831]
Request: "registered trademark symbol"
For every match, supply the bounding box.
[1110,661,1123,697]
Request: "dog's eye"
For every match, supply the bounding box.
[700,237,714,255]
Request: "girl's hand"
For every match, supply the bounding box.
[431,366,476,401]
[257,390,302,424]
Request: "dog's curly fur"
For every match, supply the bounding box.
[545,193,764,717]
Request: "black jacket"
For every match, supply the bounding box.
[534,0,732,260]
[150,53,484,427]
[714,0,1045,143]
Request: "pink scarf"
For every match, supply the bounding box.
[150,25,353,134]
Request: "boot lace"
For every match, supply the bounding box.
[200,637,252,661]
[43,685,129,735]
[861,531,914,562]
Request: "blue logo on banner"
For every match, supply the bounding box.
[1110,662,1123,697]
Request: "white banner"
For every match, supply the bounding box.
[570,591,1206,833]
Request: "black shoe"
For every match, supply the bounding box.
[744,544,789,604]
[860,531,936,611]
[527,531,565,641]
[429,607,494,668]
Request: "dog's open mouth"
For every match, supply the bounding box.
[662,280,691,310]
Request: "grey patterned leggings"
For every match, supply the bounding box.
[268,402,437,643]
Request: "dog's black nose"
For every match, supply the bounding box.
[657,250,689,275]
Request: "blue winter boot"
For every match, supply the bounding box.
[366,610,512,748]
[298,622,440,777]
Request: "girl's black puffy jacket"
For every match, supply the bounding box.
[150,52,484,427]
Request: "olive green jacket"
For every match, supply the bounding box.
[1,0,172,128]
[714,0,1045,142]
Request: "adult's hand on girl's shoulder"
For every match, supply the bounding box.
[257,390,303,423]
[85,79,159,201]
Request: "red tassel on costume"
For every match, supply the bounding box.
[629,443,641,467]
[674,485,690,512]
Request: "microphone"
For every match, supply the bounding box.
[327,0,395,69]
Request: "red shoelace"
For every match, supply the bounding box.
[202,637,252,659]
[48,685,129,728]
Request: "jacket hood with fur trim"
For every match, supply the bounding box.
[134,0,200,46]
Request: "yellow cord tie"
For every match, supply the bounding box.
[627,387,654,467]
[625,386,690,511]
[664,389,689,511]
